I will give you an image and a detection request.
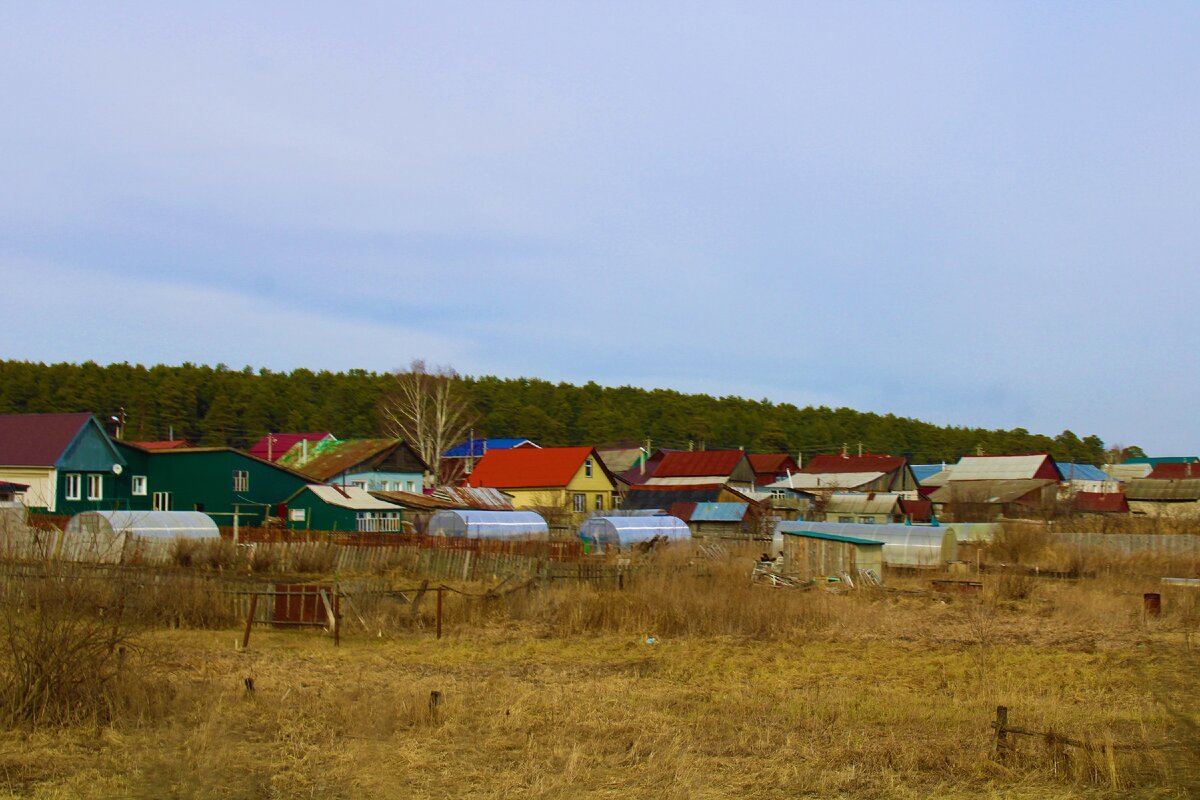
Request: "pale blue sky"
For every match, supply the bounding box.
[1,3,1197,453]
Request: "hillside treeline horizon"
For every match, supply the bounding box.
[0,360,1128,465]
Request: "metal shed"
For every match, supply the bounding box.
[774,521,957,567]
[427,510,549,540]
[578,515,690,550]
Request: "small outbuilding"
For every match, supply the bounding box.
[427,510,549,540]
[779,529,884,583]
[284,485,405,532]
[578,515,690,551]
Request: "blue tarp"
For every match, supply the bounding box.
[442,438,538,458]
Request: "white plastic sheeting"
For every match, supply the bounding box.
[66,510,220,540]
[773,521,957,567]
[427,510,549,540]
[578,515,691,549]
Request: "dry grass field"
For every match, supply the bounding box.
[0,546,1196,799]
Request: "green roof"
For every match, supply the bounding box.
[780,529,885,547]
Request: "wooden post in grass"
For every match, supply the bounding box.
[993,706,1009,761]
[333,585,341,647]
[241,593,258,649]
[436,586,444,640]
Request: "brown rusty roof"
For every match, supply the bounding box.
[0,412,95,466]
[278,439,414,482]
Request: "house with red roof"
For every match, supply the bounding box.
[0,412,131,514]
[466,446,617,514]
[747,453,800,486]
[769,454,918,493]
[642,450,757,490]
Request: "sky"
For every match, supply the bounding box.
[1,2,1198,454]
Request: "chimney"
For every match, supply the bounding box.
[302,439,308,465]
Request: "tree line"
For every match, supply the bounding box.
[0,360,1131,465]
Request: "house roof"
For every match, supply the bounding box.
[126,445,319,483]
[431,485,516,510]
[248,432,333,462]
[825,492,902,515]
[442,438,540,459]
[0,412,98,467]
[129,439,192,450]
[898,498,933,521]
[1124,456,1199,466]
[653,450,748,479]
[292,484,403,511]
[911,464,950,483]
[1103,463,1152,481]
[688,502,750,522]
[767,472,887,490]
[623,484,729,510]
[1058,463,1113,482]
[666,502,697,521]
[802,454,906,474]
[1125,479,1200,502]
[596,448,647,474]
[929,479,1056,505]
[370,490,464,511]
[947,454,1060,482]
[466,446,600,489]
[0,481,29,493]
[1073,492,1130,514]
[277,438,426,482]
[747,453,799,484]
[1147,463,1200,480]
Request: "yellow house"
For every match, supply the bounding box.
[466,446,616,514]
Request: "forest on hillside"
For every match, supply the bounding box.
[0,360,1129,465]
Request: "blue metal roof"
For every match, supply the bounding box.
[779,529,884,547]
[911,464,948,482]
[442,438,538,458]
[688,502,748,522]
[1057,463,1112,482]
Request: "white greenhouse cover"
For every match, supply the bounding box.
[65,510,220,540]
[427,510,549,540]
[578,515,691,548]
[773,521,957,567]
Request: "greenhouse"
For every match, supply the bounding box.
[773,521,957,567]
[427,510,549,540]
[65,510,220,541]
[578,515,691,550]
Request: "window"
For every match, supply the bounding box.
[152,492,172,511]
[65,474,81,501]
[595,494,604,511]
[289,508,306,522]
[131,475,147,496]
[612,495,622,509]
[351,480,368,491]
[573,493,586,512]
[87,474,103,501]
[584,458,593,478]
[838,516,854,524]
[859,516,875,524]
[233,470,249,492]
[405,480,415,492]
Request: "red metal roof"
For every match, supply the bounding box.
[802,454,907,474]
[666,502,697,522]
[898,498,932,522]
[130,439,191,450]
[1147,463,1200,480]
[248,432,333,461]
[466,446,597,489]
[1073,492,1130,514]
[654,450,747,478]
[0,412,94,467]
[747,453,799,485]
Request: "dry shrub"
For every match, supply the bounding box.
[990,570,1038,601]
[988,524,1051,565]
[0,570,147,728]
[248,544,279,574]
[172,538,240,571]
[133,575,236,629]
[288,543,337,575]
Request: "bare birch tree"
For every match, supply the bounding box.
[379,359,476,482]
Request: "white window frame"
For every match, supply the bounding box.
[233,470,249,492]
[594,494,604,511]
[87,474,103,501]
[573,493,586,512]
[131,475,147,496]
[584,458,593,478]
[859,516,876,524]
[405,480,415,492]
[152,491,173,511]
[65,473,82,501]
[351,480,368,491]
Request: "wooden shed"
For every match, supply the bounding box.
[779,529,884,583]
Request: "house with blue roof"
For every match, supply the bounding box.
[440,437,540,482]
[1057,463,1120,493]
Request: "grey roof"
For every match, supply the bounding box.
[767,471,886,490]
[1125,479,1200,502]
[948,455,1054,481]
[928,479,1055,505]
[825,493,902,515]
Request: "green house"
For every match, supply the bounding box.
[283,485,405,532]
[0,412,133,515]
[113,443,315,526]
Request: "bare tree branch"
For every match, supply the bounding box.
[379,360,476,481]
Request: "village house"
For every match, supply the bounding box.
[770,454,919,493]
[637,450,758,492]
[747,453,801,486]
[283,484,406,532]
[440,437,539,482]
[1124,478,1200,517]
[823,492,904,524]
[465,446,617,515]
[277,438,430,494]
[927,454,1062,521]
[0,412,130,515]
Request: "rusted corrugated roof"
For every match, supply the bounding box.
[802,454,906,474]
[371,490,464,511]
[747,453,799,485]
[654,450,747,478]
[1125,479,1200,501]
[898,498,933,521]
[278,439,414,482]
[1147,463,1200,480]
[432,485,515,510]
[0,412,95,467]
[929,479,1056,505]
